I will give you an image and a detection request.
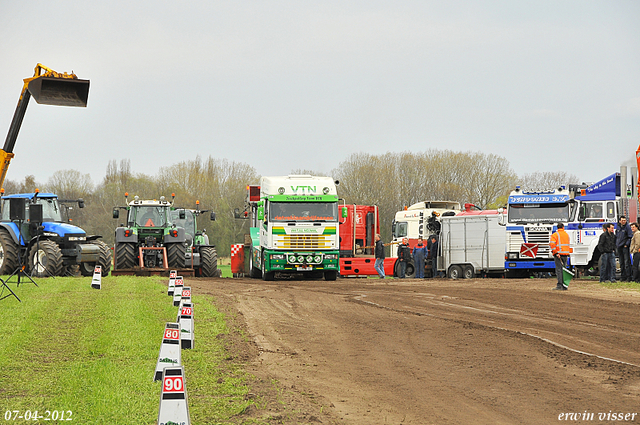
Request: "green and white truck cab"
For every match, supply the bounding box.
[247,175,341,281]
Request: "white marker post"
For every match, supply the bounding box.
[154,323,181,382]
[179,287,192,308]
[172,277,184,307]
[157,366,191,425]
[167,276,176,296]
[178,303,194,349]
[91,266,102,289]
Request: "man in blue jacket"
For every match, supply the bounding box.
[616,216,633,281]
[413,237,427,278]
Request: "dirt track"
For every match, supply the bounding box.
[190,277,640,425]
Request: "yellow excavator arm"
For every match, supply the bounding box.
[1,63,89,190]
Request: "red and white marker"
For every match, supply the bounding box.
[179,287,192,308]
[167,277,176,296]
[177,302,194,349]
[154,323,181,382]
[91,266,101,289]
[173,277,184,307]
[157,366,190,425]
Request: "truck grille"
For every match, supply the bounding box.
[526,231,551,256]
[276,235,334,250]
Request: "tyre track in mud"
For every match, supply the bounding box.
[191,277,640,425]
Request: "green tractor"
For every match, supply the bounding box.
[169,204,220,277]
[112,195,219,277]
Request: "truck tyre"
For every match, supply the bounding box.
[261,255,274,281]
[115,242,136,270]
[463,265,474,279]
[405,261,416,278]
[0,228,20,275]
[80,241,112,277]
[29,240,63,277]
[447,265,463,280]
[249,247,262,279]
[324,270,337,281]
[166,243,186,269]
[199,246,219,277]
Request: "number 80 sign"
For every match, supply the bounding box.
[164,329,180,340]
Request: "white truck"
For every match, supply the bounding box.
[438,211,506,279]
[244,175,341,281]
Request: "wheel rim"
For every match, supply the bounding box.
[33,249,47,273]
[0,244,5,268]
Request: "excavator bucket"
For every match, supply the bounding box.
[27,77,90,107]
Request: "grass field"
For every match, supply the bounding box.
[0,275,251,424]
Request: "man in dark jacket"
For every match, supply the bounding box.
[397,238,411,278]
[616,216,633,281]
[429,235,441,278]
[374,234,386,279]
[598,223,617,283]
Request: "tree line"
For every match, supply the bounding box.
[2,150,579,256]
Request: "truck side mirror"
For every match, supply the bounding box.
[210,211,216,221]
[78,198,85,208]
[341,207,348,218]
[112,209,119,219]
[179,209,185,220]
[257,206,264,221]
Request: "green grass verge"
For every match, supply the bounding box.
[596,280,640,291]
[0,276,251,424]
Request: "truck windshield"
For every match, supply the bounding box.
[508,203,569,224]
[269,202,338,222]
[132,206,167,227]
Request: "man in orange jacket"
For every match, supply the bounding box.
[550,223,572,290]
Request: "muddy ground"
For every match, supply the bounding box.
[189,276,640,425]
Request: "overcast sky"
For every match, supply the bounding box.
[1,1,638,190]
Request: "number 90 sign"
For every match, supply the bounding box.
[164,329,180,340]
[163,376,184,393]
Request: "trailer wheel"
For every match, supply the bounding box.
[447,265,463,280]
[463,265,474,279]
[199,246,219,277]
[166,242,186,269]
[115,242,136,269]
[29,240,63,277]
[0,228,20,275]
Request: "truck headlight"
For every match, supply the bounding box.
[324,254,337,260]
[507,253,518,259]
[271,254,284,260]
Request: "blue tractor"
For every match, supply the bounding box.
[0,193,111,277]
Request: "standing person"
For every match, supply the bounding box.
[397,238,411,278]
[616,216,633,281]
[550,223,572,290]
[598,223,617,283]
[374,233,386,279]
[413,237,426,279]
[429,235,440,278]
[630,222,640,283]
